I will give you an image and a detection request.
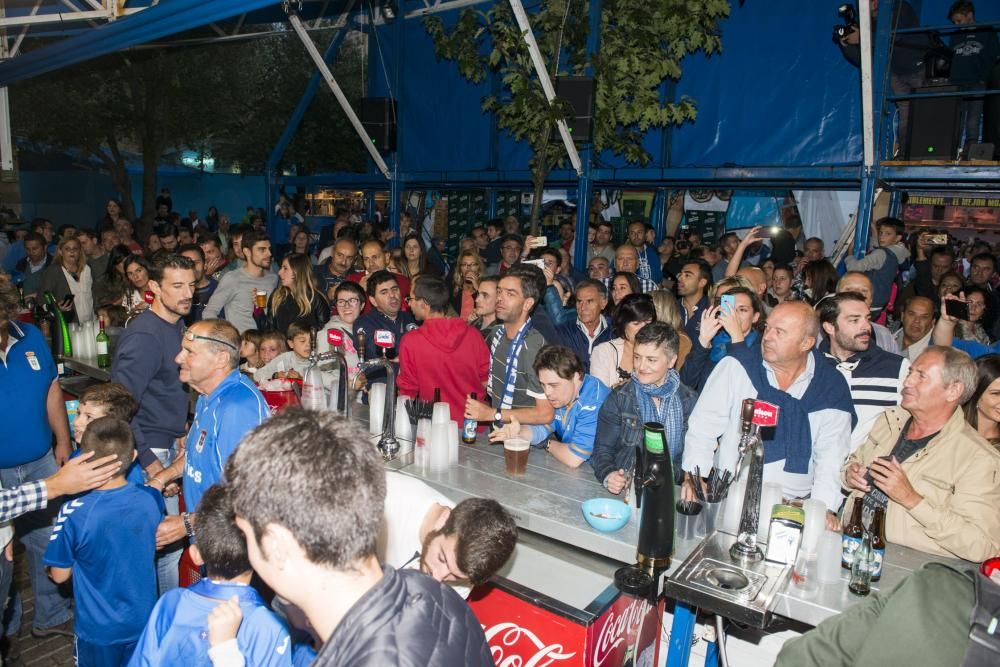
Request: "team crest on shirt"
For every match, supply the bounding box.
[24,351,40,371]
[195,430,207,454]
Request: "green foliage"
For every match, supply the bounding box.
[10,29,367,220]
[425,0,730,225]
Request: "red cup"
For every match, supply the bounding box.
[261,388,301,413]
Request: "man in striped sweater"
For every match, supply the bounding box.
[818,293,910,453]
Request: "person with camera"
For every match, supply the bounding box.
[836,0,930,152]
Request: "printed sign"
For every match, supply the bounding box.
[374,329,394,348]
[327,329,344,347]
[752,400,780,428]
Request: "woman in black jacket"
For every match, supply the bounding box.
[261,252,330,336]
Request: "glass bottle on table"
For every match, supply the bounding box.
[849,528,873,596]
[842,497,864,569]
[96,318,110,369]
[870,506,886,582]
[462,392,478,444]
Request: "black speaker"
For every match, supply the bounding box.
[905,86,960,160]
[555,76,595,143]
[360,97,397,153]
[983,61,1000,159]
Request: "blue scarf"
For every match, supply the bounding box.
[631,369,685,461]
[709,329,759,364]
[729,343,856,474]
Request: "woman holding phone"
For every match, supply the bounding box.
[40,235,94,323]
[450,249,485,319]
[680,285,765,392]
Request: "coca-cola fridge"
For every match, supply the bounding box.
[467,533,661,667]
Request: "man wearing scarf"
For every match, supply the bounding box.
[681,302,856,530]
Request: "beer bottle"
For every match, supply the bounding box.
[841,497,864,570]
[96,318,110,369]
[848,529,873,596]
[870,506,886,582]
[462,393,478,444]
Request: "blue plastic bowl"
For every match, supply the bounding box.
[582,498,631,533]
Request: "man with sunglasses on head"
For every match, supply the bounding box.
[111,254,195,593]
[147,318,270,554]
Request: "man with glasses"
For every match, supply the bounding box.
[588,256,612,290]
[147,319,270,550]
[488,233,524,275]
[353,270,417,385]
[111,254,195,593]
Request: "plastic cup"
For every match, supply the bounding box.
[429,422,450,471]
[432,401,451,425]
[448,420,459,465]
[801,498,827,555]
[394,396,414,444]
[817,530,844,585]
[676,500,703,541]
[368,384,386,435]
[415,418,431,468]
[254,290,267,308]
[503,438,530,475]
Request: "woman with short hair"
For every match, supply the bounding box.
[591,322,697,493]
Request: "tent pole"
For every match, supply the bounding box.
[287,11,391,179]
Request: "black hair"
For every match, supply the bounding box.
[612,293,657,338]
[817,291,869,329]
[971,252,998,272]
[682,258,714,287]
[366,269,399,298]
[965,354,1000,434]
[504,264,545,307]
[439,498,517,586]
[178,243,204,261]
[875,216,905,237]
[155,222,178,239]
[148,253,195,284]
[948,1,975,19]
[533,344,584,381]
[193,484,252,580]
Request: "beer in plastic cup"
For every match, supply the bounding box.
[255,290,267,308]
[503,438,529,475]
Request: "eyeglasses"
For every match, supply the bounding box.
[335,298,361,308]
[184,330,239,352]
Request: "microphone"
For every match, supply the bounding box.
[327,329,344,347]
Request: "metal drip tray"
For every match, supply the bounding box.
[663,531,791,627]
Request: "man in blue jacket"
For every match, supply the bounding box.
[555,279,612,374]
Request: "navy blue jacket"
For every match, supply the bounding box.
[555,318,613,374]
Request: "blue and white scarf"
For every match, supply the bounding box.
[489,318,532,411]
[631,369,685,461]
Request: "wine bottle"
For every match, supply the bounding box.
[96,318,110,369]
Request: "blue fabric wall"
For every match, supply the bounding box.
[369,0,877,174]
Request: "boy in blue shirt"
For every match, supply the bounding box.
[43,417,162,666]
[129,483,294,667]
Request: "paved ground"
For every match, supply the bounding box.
[7,547,74,667]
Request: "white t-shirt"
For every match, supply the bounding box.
[378,471,454,569]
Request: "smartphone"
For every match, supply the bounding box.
[863,455,894,487]
[925,233,948,246]
[528,236,548,249]
[945,299,970,321]
[524,258,546,270]
[720,294,736,315]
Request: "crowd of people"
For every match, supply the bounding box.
[1,191,1000,665]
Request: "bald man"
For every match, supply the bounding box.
[836,272,900,355]
[894,297,935,362]
[682,302,856,528]
[736,266,769,310]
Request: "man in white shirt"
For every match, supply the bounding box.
[681,302,854,529]
[379,471,517,595]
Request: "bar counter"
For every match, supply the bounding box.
[386,428,964,629]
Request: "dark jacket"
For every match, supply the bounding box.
[679,337,754,393]
[312,566,493,667]
[258,289,330,336]
[591,378,698,486]
[353,308,417,384]
[838,1,928,77]
[555,317,613,374]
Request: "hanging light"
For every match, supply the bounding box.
[381,0,397,21]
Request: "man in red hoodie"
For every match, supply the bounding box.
[398,275,490,423]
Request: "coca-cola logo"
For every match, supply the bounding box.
[483,622,577,667]
[752,400,779,427]
[593,597,651,667]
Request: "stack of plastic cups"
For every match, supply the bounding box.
[793,498,827,596]
[817,530,844,586]
[368,384,386,436]
[429,421,451,472]
[757,482,784,544]
[83,320,96,358]
[394,397,413,453]
[447,420,459,465]
[415,418,431,469]
[431,402,451,426]
[68,323,81,358]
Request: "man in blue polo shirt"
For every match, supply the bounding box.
[0,270,74,638]
[148,318,270,545]
[488,344,610,467]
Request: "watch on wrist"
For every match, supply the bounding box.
[493,409,503,423]
[181,512,194,539]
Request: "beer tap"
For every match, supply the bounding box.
[729,399,778,563]
[357,329,400,461]
[634,423,675,576]
[316,328,350,418]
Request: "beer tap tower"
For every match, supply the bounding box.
[316,328,351,418]
[357,329,400,461]
[634,423,676,576]
[730,399,769,562]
